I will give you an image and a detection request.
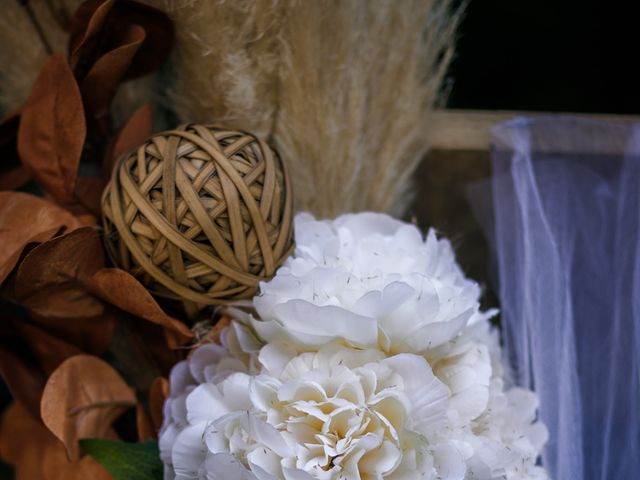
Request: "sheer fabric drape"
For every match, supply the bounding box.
[483,118,640,480]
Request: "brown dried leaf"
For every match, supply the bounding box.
[106,103,152,175]
[81,24,145,135]
[0,191,81,283]
[9,227,115,354]
[40,354,136,461]
[69,0,173,81]
[102,0,174,80]
[13,227,105,319]
[0,403,112,480]
[17,53,86,204]
[69,0,115,73]
[87,268,193,346]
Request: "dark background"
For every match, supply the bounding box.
[447,0,640,114]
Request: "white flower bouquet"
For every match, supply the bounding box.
[160,213,548,480]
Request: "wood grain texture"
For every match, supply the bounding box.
[430,109,640,152]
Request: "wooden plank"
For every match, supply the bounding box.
[430,109,640,151]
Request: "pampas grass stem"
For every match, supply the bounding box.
[161,0,461,217]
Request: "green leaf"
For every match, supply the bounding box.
[80,439,163,480]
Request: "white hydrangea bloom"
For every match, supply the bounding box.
[159,213,549,480]
[158,320,261,473]
[162,342,470,480]
[426,321,549,479]
[252,213,485,354]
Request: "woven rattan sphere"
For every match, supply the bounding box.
[101,124,294,305]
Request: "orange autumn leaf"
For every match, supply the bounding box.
[87,268,193,346]
[12,227,105,319]
[68,0,116,72]
[69,0,173,81]
[8,227,115,354]
[0,191,81,283]
[0,403,112,480]
[40,355,136,461]
[81,24,146,134]
[18,53,86,204]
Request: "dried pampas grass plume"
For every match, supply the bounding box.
[161,0,460,217]
[0,0,81,113]
[159,0,284,138]
[274,0,460,217]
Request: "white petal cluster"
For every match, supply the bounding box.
[160,213,549,480]
[253,213,483,354]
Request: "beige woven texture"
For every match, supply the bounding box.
[102,124,294,307]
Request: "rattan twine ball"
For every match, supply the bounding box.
[101,124,294,306]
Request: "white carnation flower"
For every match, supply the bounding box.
[159,320,261,474]
[427,321,549,480]
[161,342,468,479]
[252,213,484,353]
[159,213,549,480]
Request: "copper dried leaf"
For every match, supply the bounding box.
[13,227,105,319]
[105,103,152,176]
[69,0,115,72]
[40,354,136,461]
[81,24,145,134]
[0,403,112,480]
[9,227,115,355]
[110,0,174,80]
[87,268,193,346]
[17,53,86,204]
[0,192,81,284]
[69,0,173,81]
